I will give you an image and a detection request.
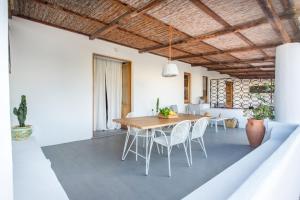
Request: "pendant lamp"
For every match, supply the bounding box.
[162,26,179,77]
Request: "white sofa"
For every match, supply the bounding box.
[13,137,69,200]
[184,122,300,200]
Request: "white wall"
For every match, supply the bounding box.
[0,1,14,199]
[275,43,300,124]
[9,17,228,146]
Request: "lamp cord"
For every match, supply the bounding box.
[168,25,173,61]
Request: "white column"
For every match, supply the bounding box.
[0,1,13,200]
[275,43,300,123]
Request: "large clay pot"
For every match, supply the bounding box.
[246,119,265,148]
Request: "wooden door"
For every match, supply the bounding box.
[225,81,233,108]
[121,62,131,120]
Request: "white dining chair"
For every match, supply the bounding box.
[122,112,159,161]
[148,120,191,177]
[189,117,209,165]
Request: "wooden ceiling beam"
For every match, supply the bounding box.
[173,43,280,60]
[89,0,164,40]
[237,76,275,79]
[207,65,274,71]
[219,68,274,74]
[192,57,275,66]
[227,71,275,75]
[257,0,291,43]
[139,10,293,53]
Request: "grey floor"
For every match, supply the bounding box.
[42,127,252,200]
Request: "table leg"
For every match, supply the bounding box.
[145,129,149,175]
[215,120,218,132]
[223,120,226,131]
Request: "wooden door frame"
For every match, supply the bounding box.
[92,53,132,137]
[184,72,191,104]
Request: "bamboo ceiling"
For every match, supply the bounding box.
[10,0,300,79]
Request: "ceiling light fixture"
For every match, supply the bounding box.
[162,25,179,77]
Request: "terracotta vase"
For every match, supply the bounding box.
[246,119,265,148]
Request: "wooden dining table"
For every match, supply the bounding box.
[113,114,204,175]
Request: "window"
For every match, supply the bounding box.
[202,76,208,103]
[184,72,191,104]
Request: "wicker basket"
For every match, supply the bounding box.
[158,114,178,119]
[225,118,238,128]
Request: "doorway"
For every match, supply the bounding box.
[92,54,131,137]
[225,81,233,108]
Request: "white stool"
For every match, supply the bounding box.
[210,117,227,132]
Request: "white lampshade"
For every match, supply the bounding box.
[162,63,179,77]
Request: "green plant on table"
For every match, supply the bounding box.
[159,107,176,117]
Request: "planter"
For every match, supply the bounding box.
[246,119,265,148]
[11,125,32,141]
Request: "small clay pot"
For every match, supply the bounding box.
[246,119,265,148]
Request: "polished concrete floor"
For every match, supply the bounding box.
[42,127,252,200]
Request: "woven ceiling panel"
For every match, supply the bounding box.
[179,57,209,64]
[17,0,105,35]
[201,0,266,26]
[231,50,265,60]
[100,28,159,49]
[147,0,224,36]
[120,14,187,44]
[205,54,238,62]
[203,33,249,50]
[150,47,189,58]
[173,40,217,54]
[240,23,281,45]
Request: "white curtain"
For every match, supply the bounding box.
[94,57,122,130]
[94,59,107,130]
[106,61,122,129]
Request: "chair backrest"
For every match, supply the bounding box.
[170,120,191,145]
[187,104,201,115]
[126,112,134,118]
[170,105,178,113]
[126,112,138,133]
[191,117,209,139]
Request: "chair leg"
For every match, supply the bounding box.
[136,136,138,161]
[147,136,154,175]
[215,121,218,132]
[167,147,171,177]
[223,120,227,131]
[197,137,207,158]
[201,137,207,158]
[122,135,136,160]
[189,137,192,165]
[122,132,130,160]
[153,132,160,154]
[183,142,190,167]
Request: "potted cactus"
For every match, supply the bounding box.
[11,95,32,140]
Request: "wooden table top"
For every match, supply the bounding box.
[113,114,204,130]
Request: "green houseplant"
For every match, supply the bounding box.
[11,95,32,140]
[243,84,275,147]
